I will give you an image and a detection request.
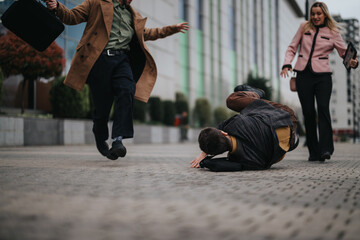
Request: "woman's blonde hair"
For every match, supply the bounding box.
[304,1,341,32]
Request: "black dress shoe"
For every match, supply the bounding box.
[233,84,265,98]
[96,139,110,157]
[95,139,118,160]
[320,152,331,162]
[110,140,127,158]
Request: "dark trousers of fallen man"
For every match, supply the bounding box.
[191,85,299,172]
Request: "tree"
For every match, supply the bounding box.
[246,73,272,101]
[0,31,64,113]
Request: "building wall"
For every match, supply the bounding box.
[330,16,360,139]
[0,0,307,111]
[132,0,306,109]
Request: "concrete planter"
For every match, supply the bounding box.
[0,116,200,146]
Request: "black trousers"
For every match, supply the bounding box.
[86,52,135,142]
[296,67,334,159]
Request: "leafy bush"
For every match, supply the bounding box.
[134,99,147,122]
[213,106,230,125]
[148,96,163,123]
[0,68,3,107]
[50,76,90,118]
[194,98,212,127]
[162,100,176,126]
[175,92,189,113]
[246,73,272,100]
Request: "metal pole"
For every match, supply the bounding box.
[305,0,309,20]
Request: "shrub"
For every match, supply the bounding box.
[134,99,147,122]
[246,73,272,101]
[175,92,189,113]
[175,92,189,124]
[148,96,163,123]
[0,68,3,107]
[194,98,212,127]
[213,106,230,125]
[162,100,176,126]
[49,76,90,118]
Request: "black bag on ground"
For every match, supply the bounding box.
[1,0,64,51]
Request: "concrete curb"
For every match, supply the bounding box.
[0,116,200,146]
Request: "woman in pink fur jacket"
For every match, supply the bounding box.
[280,2,358,162]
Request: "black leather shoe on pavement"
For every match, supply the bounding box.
[95,139,118,160]
[319,152,331,162]
[234,84,265,98]
[110,140,127,158]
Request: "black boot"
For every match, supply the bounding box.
[109,140,127,158]
[95,139,118,160]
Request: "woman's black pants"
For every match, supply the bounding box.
[296,68,334,160]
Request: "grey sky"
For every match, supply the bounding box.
[323,0,360,21]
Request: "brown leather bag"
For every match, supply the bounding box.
[290,77,297,92]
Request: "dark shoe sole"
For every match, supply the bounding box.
[106,153,118,160]
[320,152,331,162]
[110,145,127,158]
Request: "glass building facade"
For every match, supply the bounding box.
[0,0,85,73]
[1,0,309,110]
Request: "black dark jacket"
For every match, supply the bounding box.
[206,100,293,171]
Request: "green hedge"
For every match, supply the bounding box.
[148,96,163,123]
[213,106,230,125]
[162,100,176,126]
[0,68,3,107]
[134,99,147,122]
[194,98,212,127]
[175,92,189,124]
[49,76,90,118]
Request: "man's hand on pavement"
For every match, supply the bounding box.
[191,151,207,168]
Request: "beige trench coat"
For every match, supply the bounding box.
[56,0,179,102]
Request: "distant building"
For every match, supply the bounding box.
[330,15,360,141]
[1,0,308,113]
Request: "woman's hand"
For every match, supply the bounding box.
[280,67,292,78]
[177,22,189,34]
[191,152,207,168]
[349,56,358,69]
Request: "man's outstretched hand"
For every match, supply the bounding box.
[177,22,189,33]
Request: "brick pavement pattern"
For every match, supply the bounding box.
[0,142,359,240]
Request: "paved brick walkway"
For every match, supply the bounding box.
[0,142,359,240]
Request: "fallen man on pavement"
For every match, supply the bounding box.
[191,85,299,172]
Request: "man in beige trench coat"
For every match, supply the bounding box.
[45,0,189,160]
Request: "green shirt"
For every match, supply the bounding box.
[105,0,134,51]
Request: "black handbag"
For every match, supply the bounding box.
[1,0,64,51]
